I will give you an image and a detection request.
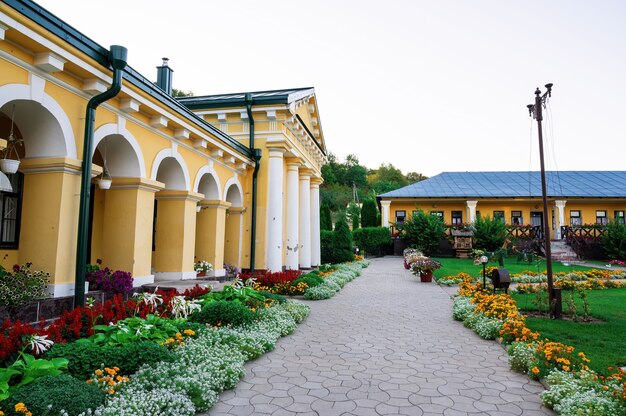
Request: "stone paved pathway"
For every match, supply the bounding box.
[206,257,554,415]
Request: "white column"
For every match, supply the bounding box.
[285,161,300,270]
[467,200,478,223]
[555,200,567,239]
[266,149,285,272]
[299,170,312,268]
[310,178,321,267]
[381,200,391,227]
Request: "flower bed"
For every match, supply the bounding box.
[0,281,310,415]
[453,277,625,414]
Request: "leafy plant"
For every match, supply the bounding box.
[603,219,626,260]
[292,274,324,288]
[346,202,361,229]
[189,301,255,327]
[395,209,445,255]
[87,314,186,346]
[3,374,104,416]
[45,340,175,381]
[473,215,507,251]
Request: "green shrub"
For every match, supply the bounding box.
[347,202,361,229]
[45,340,176,381]
[395,210,446,255]
[293,274,324,288]
[190,301,254,327]
[256,290,286,304]
[3,374,104,416]
[360,199,378,228]
[332,215,354,263]
[320,230,335,263]
[320,204,333,231]
[603,220,626,260]
[473,215,507,251]
[352,227,391,256]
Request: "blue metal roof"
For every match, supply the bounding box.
[379,171,626,198]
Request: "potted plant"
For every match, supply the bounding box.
[194,260,213,277]
[409,257,441,282]
[0,106,23,175]
[97,168,112,190]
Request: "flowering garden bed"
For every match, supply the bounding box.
[0,259,369,415]
[452,277,626,415]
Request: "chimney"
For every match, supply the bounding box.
[156,57,173,95]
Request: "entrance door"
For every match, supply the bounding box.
[530,211,543,227]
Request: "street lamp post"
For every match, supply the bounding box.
[480,255,489,290]
[527,83,561,319]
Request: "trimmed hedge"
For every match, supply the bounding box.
[352,227,391,256]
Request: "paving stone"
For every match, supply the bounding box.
[199,258,553,416]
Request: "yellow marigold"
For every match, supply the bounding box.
[105,367,116,375]
[14,403,27,412]
[108,380,116,386]
[107,389,115,395]
[86,379,94,384]
[183,329,195,336]
[562,366,570,371]
[165,338,175,343]
[113,366,120,371]
[25,413,32,416]
[95,369,103,376]
[0,410,4,416]
[531,367,540,374]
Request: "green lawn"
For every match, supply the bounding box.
[511,288,626,375]
[432,256,590,279]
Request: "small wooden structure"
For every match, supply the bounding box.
[451,229,473,258]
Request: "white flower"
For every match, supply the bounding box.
[29,334,54,354]
[170,296,201,319]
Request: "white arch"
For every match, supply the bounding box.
[224,176,243,207]
[0,80,76,158]
[150,147,191,191]
[93,120,146,178]
[193,163,222,200]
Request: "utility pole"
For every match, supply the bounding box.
[527,83,561,319]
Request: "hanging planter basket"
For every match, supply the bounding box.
[0,159,20,174]
[97,169,112,190]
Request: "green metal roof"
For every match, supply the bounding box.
[380,171,626,199]
[4,0,253,159]
[178,88,316,109]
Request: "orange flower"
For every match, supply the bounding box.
[531,367,540,374]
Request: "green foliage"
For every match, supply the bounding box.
[87,314,185,346]
[200,284,266,307]
[346,202,361,229]
[0,263,49,308]
[602,220,626,260]
[255,290,286,304]
[3,374,105,416]
[320,215,354,264]
[332,215,354,263]
[303,285,336,300]
[360,199,378,228]
[352,227,391,256]
[320,203,333,231]
[190,301,254,327]
[473,215,507,251]
[0,353,68,400]
[45,340,175,381]
[395,210,445,255]
[172,88,194,97]
[293,274,324,288]
[367,163,408,195]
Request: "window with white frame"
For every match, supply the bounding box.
[395,210,406,223]
[511,210,523,225]
[570,210,581,226]
[451,211,463,225]
[596,210,608,225]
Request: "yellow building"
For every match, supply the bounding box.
[0,0,326,297]
[379,171,626,236]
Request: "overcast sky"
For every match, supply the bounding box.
[37,0,626,177]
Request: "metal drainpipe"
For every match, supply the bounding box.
[74,46,128,307]
[246,93,261,272]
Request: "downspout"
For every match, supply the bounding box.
[246,93,261,271]
[74,45,128,307]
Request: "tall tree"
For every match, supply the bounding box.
[360,199,379,227]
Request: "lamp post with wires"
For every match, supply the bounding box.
[527,83,561,319]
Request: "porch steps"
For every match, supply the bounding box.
[550,240,578,262]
